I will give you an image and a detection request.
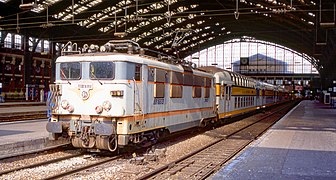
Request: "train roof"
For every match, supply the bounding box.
[56,52,213,78]
[199,66,258,87]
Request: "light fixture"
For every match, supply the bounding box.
[102,101,112,112]
[114,32,128,37]
[19,2,37,10]
[95,105,103,114]
[315,42,327,46]
[319,22,335,28]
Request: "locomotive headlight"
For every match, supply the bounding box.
[61,100,69,109]
[110,90,124,97]
[95,105,103,114]
[102,101,112,111]
[67,105,74,113]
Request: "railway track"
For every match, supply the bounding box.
[0,150,123,180]
[137,101,297,180]
[0,153,84,176]
[41,155,122,180]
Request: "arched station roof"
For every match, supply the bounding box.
[0,0,335,86]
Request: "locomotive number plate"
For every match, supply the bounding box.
[78,84,93,89]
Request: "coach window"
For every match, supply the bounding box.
[239,76,242,86]
[234,75,238,86]
[221,86,225,99]
[234,97,237,108]
[225,86,231,101]
[230,73,235,86]
[236,97,240,108]
[231,74,235,85]
[60,62,81,80]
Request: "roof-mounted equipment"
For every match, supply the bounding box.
[61,41,81,56]
[101,40,141,54]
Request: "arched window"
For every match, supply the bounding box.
[4,33,12,48]
[186,37,319,75]
[14,34,22,49]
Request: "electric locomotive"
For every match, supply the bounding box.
[46,40,217,152]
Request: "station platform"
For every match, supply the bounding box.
[211,100,336,179]
[0,102,68,159]
[0,101,45,108]
[0,102,47,122]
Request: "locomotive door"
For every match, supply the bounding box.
[133,64,146,115]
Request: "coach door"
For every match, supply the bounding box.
[256,87,262,107]
[224,85,232,113]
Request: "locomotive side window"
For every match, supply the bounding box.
[90,62,114,79]
[154,84,165,98]
[134,64,141,81]
[153,68,167,98]
[60,62,81,80]
[155,68,166,83]
[193,87,202,98]
[170,85,182,98]
[193,76,203,98]
[204,88,210,98]
[170,71,183,98]
[171,71,183,84]
[183,73,193,86]
[204,78,211,98]
[148,68,155,82]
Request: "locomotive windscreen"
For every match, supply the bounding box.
[60,62,81,80]
[90,62,115,79]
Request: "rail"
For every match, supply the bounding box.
[137,101,298,179]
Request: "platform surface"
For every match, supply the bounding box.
[0,119,48,145]
[211,100,336,180]
[0,119,69,159]
[0,102,46,114]
[0,100,71,160]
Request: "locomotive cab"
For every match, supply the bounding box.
[47,54,147,151]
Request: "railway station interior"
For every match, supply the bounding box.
[0,0,336,179]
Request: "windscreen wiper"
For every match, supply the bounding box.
[90,71,103,85]
[60,68,71,85]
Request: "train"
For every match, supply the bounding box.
[46,40,290,152]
